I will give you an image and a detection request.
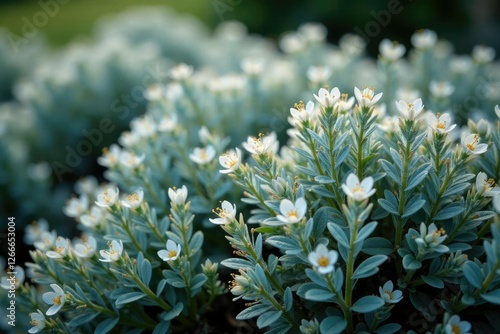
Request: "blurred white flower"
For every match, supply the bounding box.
[341,173,376,201]
[169,63,193,81]
[427,112,456,134]
[415,223,448,252]
[378,115,399,133]
[379,281,403,304]
[430,81,455,98]
[131,115,156,138]
[243,132,279,155]
[335,94,356,111]
[276,198,307,224]
[168,185,188,205]
[445,315,472,334]
[396,87,420,102]
[73,236,97,258]
[241,57,264,76]
[24,219,49,245]
[97,144,122,168]
[495,105,500,119]
[210,201,237,225]
[472,44,496,64]
[461,133,488,155]
[42,284,65,316]
[46,237,70,259]
[396,98,424,120]
[63,195,89,218]
[118,131,141,148]
[298,22,327,43]
[219,148,242,174]
[354,86,383,107]
[279,32,305,54]
[95,188,120,208]
[157,240,181,261]
[0,265,25,289]
[28,309,46,334]
[99,240,124,262]
[121,188,144,209]
[119,151,145,169]
[75,176,99,196]
[449,55,472,74]
[411,29,437,49]
[314,87,341,108]
[80,205,104,228]
[493,194,500,213]
[379,39,405,61]
[476,172,500,197]
[158,114,178,132]
[308,244,338,274]
[198,126,212,144]
[189,145,216,165]
[307,66,331,84]
[144,84,164,101]
[34,231,57,251]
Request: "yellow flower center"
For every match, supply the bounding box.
[318,256,329,267]
[451,324,461,334]
[168,250,177,258]
[30,319,39,326]
[55,246,65,254]
[483,178,496,191]
[384,290,394,299]
[352,185,364,193]
[294,100,305,111]
[287,210,299,219]
[466,135,479,151]
[52,295,62,306]
[127,193,139,203]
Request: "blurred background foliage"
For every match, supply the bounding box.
[0,0,498,261]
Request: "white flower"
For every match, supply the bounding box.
[493,194,500,213]
[430,81,455,98]
[62,195,88,218]
[290,100,315,122]
[495,105,500,119]
[476,172,500,197]
[119,151,145,169]
[314,87,341,108]
[144,84,164,101]
[229,273,251,300]
[121,188,144,209]
[378,115,400,133]
[24,219,49,245]
[396,98,424,120]
[461,133,488,155]
[1,265,25,289]
[97,144,121,168]
[80,205,104,228]
[99,240,124,262]
[335,94,356,111]
[242,132,279,155]
[75,176,98,196]
[209,201,237,225]
[73,236,97,258]
[445,315,472,334]
[379,281,403,304]
[28,310,46,334]
[279,32,305,54]
[118,131,140,147]
[415,223,448,252]
[472,44,496,64]
[158,114,178,132]
[168,185,188,205]
[298,22,327,43]
[42,284,65,316]
[169,63,193,81]
[341,173,376,201]
[354,86,383,107]
[241,57,264,76]
[131,115,156,138]
[46,237,70,259]
[34,230,57,251]
[157,240,182,261]
[379,39,406,61]
[306,66,331,83]
[219,148,242,174]
[198,126,212,144]
[189,145,216,165]
[411,29,437,49]
[396,87,420,102]
[427,112,456,134]
[449,56,472,74]
[95,188,119,207]
[276,198,307,224]
[308,244,338,274]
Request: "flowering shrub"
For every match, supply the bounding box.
[2,15,500,334]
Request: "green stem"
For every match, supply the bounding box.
[258,285,300,330]
[326,275,352,333]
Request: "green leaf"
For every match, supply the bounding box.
[156,279,167,296]
[433,204,465,220]
[362,237,394,256]
[115,292,147,307]
[315,175,336,184]
[236,303,273,320]
[95,317,119,334]
[351,295,384,313]
[68,311,99,327]
[140,259,152,286]
[284,287,293,312]
[265,236,300,251]
[327,223,349,248]
[481,289,500,305]
[402,195,425,218]
[421,275,444,289]
[374,323,402,334]
[355,222,378,244]
[304,289,336,302]
[462,261,483,289]
[153,321,170,334]
[221,258,253,270]
[320,316,347,334]
[406,163,431,191]
[352,255,387,279]
[379,159,401,185]
[378,198,399,216]
[255,233,263,259]
[161,302,184,321]
[257,310,283,328]
[402,254,422,270]
[188,230,204,251]
[190,274,208,294]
